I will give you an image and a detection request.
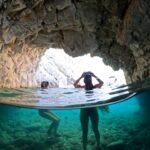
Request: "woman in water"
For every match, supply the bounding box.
[74,72,104,150]
[39,81,60,138]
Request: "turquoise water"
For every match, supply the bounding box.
[0,90,150,150]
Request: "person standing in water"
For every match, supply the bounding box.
[39,81,60,138]
[74,72,104,150]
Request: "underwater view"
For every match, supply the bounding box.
[0,78,150,150]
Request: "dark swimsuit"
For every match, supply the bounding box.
[80,85,99,130]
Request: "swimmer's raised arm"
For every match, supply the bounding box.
[90,72,104,88]
[74,73,85,88]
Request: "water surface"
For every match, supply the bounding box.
[0,78,150,150]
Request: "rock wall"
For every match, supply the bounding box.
[95,0,150,82]
[0,45,45,87]
[0,0,150,87]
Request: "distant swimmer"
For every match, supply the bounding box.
[38,81,60,138]
[74,72,104,150]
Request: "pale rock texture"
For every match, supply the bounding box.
[36,49,75,87]
[0,45,45,87]
[0,0,149,87]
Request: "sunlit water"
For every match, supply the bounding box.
[0,78,150,150]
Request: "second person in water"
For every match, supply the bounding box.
[39,81,60,138]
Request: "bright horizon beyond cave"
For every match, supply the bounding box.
[36,48,126,88]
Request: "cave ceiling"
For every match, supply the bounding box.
[0,0,150,87]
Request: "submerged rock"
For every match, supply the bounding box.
[107,140,125,150]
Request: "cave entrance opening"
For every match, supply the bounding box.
[36,48,126,88]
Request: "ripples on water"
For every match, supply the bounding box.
[0,78,150,150]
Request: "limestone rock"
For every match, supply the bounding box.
[0,0,150,87]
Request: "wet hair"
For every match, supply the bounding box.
[83,72,94,90]
[41,81,49,88]
[84,72,92,84]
